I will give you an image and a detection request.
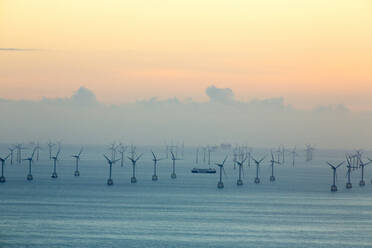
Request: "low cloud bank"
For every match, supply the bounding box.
[0,85,368,149]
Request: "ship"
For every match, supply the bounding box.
[191,168,216,174]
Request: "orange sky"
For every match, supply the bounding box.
[0,0,371,110]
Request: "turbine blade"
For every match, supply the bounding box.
[103,154,110,163]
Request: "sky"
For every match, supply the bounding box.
[0,0,371,110]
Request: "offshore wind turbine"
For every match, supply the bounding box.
[345,155,353,189]
[109,142,118,160]
[72,147,83,176]
[151,151,164,181]
[234,156,247,186]
[128,153,143,183]
[327,161,344,192]
[103,154,119,185]
[291,146,297,167]
[118,144,128,167]
[233,147,238,170]
[358,159,371,187]
[207,146,213,165]
[24,148,37,181]
[0,154,10,183]
[246,148,252,167]
[368,158,372,184]
[252,156,265,184]
[34,142,41,161]
[202,147,206,163]
[195,146,199,164]
[216,156,228,189]
[15,144,26,164]
[305,145,315,162]
[8,146,15,165]
[269,151,280,182]
[170,151,181,179]
[51,148,61,178]
[48,141,55,160]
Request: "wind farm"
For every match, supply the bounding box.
[0,141,372,248]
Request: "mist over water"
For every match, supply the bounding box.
[0,86,370,149]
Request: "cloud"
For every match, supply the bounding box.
[0,48,42,51]
[0,85,367,149]
[313,104,349,113]
[205,85,235,103]
[70,86,98,106]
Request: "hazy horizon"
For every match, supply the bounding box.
[0,85,370,150]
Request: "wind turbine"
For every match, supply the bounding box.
[216,156,228,189]
[24,148,37,181]
[34,142,41,161]
[291,146,297,167]
[305,145,315,162]
[128,153,143,183]
[118,144,128,167]
[103,154,119,185]
[8,146,15,165]
[232,147,238,170]
[48,141,55,160]
[207,146,213,165]
[151,151,164,181]
[51,149,61,178]
[252,156,265,184]
[170,151,181,179]
[72,147,83,176]
[203,147,206,163]
[234,156,247,186]
[269,151,280,182]
[16,144,26,164]
[345,155,353,189]
[327,161,344,192]
[0,154,10,183]
[247,148,252,167]
[109,142,118,160]
[358,159,371,187]
[195,146,199,164]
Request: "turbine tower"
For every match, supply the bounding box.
[34,142,41,161]
[128,153,143,183]
[216,156,228,189]
[358,159,371,187]
[118,144,128,167]
[48,141,55,160]
[8,147,15,165]
[16,144,26,164]
[151,151,164,181]
[327,161,344,192]
[51,149,61,178]
[24,148,37,181]
[234,156,247,186]
[291,146,297,167]
[195,146,199,164]
[269,151,280,182]
[103,154,119,185]
[305,145,315,162]
[252,156,265,184]
[72,147,83,176]
[0,154,10,183]
[170,151,181,179]
[109,142,118,160]
[345,155,353,189]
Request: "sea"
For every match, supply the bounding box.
[1,144,372,248]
